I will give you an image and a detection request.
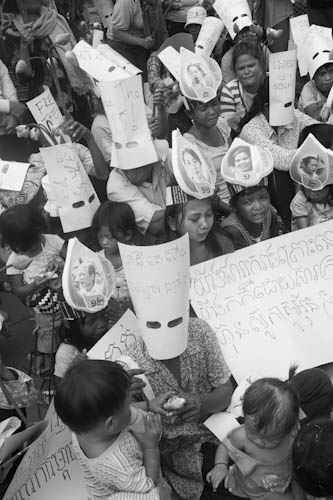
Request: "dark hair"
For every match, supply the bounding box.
[243,368,299,438]
[298,123,333,149]
[293,419,333,496]
[232,38,264,71]
[59,311,108,352]
[0,204,48,253]
[54,359,131,434]
[92,201,143,245]
[230,185,269,209]
[236,77,269,135]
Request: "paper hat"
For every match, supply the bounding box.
[221,138,273,192]
[269,49,297,127]
[302,25,333,79]
[172,128,216,198]
[213,0,252,40]
[290,134,331,191]
[119,234,190,360]
[179,48,222,103]
[185,6,207,27]
[62,237,116,313]
[195,17,224,58]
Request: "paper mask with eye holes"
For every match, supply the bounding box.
[213,0,252,40]
[172,129,216,198]
[290,134,332,191]
[179,48,222,103]
[62,237,116,313]
[221,138,273,187]
[302,25,333,80]
[119,234,190,360]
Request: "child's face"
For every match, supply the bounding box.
[314,64,333,96]
[304,185,330,203]
[176,198,214,243]
[303,158,318,175]
[97,226,119,254]
[191,98,221,128]
[235,187,270,225]
[244,416,282,450]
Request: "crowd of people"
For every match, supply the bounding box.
[0,0,333,498]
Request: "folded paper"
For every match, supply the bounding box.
[302,25,333,79]
[195,17,224,58]
[213,0,252,39]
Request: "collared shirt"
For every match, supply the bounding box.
[107,153,174,233]
[239,111,317,172]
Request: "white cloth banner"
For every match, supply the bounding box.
[190,221,333,383]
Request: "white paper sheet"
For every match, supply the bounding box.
[0,161,30,191]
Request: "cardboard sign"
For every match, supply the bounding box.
[62,237,116,313]
[4,404,88,500]
[289,15,310,76]
[190,220,333,383]
[99,75,158,170]
[302,25,333,79]
[27,88,63,145]
[73,40,129,82]
[97,44,141,76]
[0,161,30,191]
[195,17,224,58]
[213,0,252,39]
[88,309,140,361]
[39,144,100,233]
[119,235,190,360]
[269,50,297,127]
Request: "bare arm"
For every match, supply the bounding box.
[9,273,47,299]
[206,442,230,491]
[294,216,309,230]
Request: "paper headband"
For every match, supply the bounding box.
[179,48,222,103]
[290,134,332,191]
[172,128,216,198]
[221,138,273,191]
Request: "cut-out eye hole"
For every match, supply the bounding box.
[241,13,248,18]
[284,102,292,108]
[73,201,84,208]
[88,194,95,203]
[115,142,123,149]
[2,164,9,173]
[146,321,161,329]
[168,317,183,328]
[126,141,139,148]
[313,52,319,60]
[232,16,239,22]
[108,66,116,72]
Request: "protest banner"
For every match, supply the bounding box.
[0,161,30,191]
[190,220,333,383]
[269,50,297,127]
[27,88,63,145]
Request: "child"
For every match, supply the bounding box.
[298,63,333,121]
[221,184,279,250]
[165,196,235,266]
[290,185,333,230]
[1,205,67,374]
[54,359,170,500]
[206,374,303,500]
[293,419,333,498]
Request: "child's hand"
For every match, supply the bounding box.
[34,275,49,288]
[206,464,228,492]
[132,413,161,450]
[149,391,176,416]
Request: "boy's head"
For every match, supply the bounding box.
[54,360,131,435]
[314,63,333,97]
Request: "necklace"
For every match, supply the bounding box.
[235,216,268,245]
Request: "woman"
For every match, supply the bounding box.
[220,37,264,133]
[184,95,231,211]
[238,78,316,230]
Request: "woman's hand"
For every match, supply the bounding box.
[149,391,176,416]
[140,36,154,50]
[148,116,159,138]
[206,464,228,492]
[132,412,161,449]
[170,393,202,422]
[62,118,90,143]
[127,368,147,398]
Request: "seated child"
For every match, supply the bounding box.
[206,373,304,500]
[290,185,333,230]
[54,359,171,500]
[298,62,333,121]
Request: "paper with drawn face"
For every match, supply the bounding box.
[27,88,63,145]
[99,75,158,170]
[213,0,252,39]
[39,144,100,233]
[0,161,30,191]
[195,17,224,58]
[119,234,190,360]
[97,44,141,76]
[269,50,297,127]
[73,40,129,81]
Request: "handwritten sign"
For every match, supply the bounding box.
[195,17,224,58]
[0,161,30,191]
[27,88,63,145]
[88,309,140,361]
[119,235,190,360]
[39,144,100,232]
[73,40,129,82]
[269,50,296,127]
[4,403,88,500]
[190,220,333,383]
[289,15,310,76]
[99,75,158,170]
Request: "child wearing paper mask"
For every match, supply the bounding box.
[206,372,305,500]
[54,359,173,500]
[165,196,235,265]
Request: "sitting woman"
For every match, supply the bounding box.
[220,36,265,133]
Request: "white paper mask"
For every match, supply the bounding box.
[62,237,116,313]
[179,48,222,103]
[97,44,141,76]
[39,144,101,233]
[99,75,158,170]
[221,138,273,188]
[213,0,252,40]
[172,129,216,198]
[119,235,190,360]
[269,49,297,127]
[290,134,332,191]
[195,17,224,58]
[302,25,333,79]
[91,0,113,28]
